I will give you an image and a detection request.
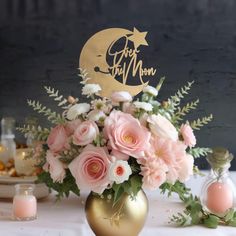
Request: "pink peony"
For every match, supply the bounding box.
[65,119,81,135]
[110,91,132,104]
[45,150,66,183]
[178,154,194,182]
[47,125,69,153]
[104,110,151,158]
[140,157,168,190]
[147,114,178,141]
[73,121,99,146]
[180,124,196,147]
[151,137,193,183]
[68,145,111,194]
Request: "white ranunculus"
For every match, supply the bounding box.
[82,84,101,96]
[109,160,132,184]
[133,101,153,112]
[143,85,158,96]
[88,110,106,122]
[147,114,178,141]
[110,91,133,104]
[67,103,90,120]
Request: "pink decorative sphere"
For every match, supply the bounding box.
[207,182,233,214]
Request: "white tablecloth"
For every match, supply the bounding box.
[0,172,236,236]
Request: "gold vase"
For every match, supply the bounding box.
[85,190,148,236]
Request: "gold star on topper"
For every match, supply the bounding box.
[128,27,148,49]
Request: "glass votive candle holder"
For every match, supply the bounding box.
[13,184,37,221]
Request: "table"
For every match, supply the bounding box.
[0,172,236,236]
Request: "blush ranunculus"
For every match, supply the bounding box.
[73,121,99,146]
[147,114,178,141]
[68,145,111,194]
[47,125,69,153]
[104,110,151,158]
[45,151,66,183]
[151,137,193,183]
[180,124,196,147]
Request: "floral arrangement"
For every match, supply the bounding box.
[18,69,219,226]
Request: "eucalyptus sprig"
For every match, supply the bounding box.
[160,181,236,228]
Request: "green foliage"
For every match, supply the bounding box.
[16,125,50,141]
[172,99,199,124]
[168,81,194,110]
[160,181,236,228]
[27,100,65,124]
[190,114,213,130]
[111,174,143,206]
[160,181,191,202]
[156,76,166,91]
[78,68,91,84]
[37,170,80,199]
[93,134,106,147]
[44,86,75,110]
[188,147,213,158]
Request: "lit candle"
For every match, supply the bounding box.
[206,182,233,214]
[14,148,36,176]
[13,184,37,221]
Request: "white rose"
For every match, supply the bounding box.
[111,91,133,104]
[67,103,90,120]
[147,114,178,141]
[133,101,153,112]
[82,84,101,96]
[109,160,132,184]
[143,85,158,96]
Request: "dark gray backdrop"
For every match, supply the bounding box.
[0,0,236,169]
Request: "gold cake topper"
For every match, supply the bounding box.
[79,27,156,97]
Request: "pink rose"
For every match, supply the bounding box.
[73,121,99,146]
[147,114,178,141]
[65,119,81,135]
[111,149,129,161]
[180,124,196,147]
[104,110,150,158]
[68,145,111,194]
[140,157,168,190]
[47,125,69,153]
[110,91,132,104]
[45,151,66,183]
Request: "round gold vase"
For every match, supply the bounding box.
[85,190,148,236]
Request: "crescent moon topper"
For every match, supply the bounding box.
[79,27,157,97]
